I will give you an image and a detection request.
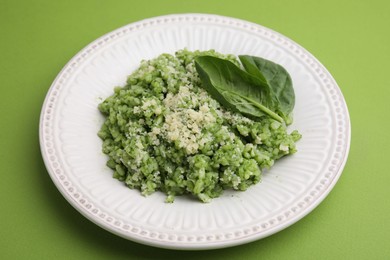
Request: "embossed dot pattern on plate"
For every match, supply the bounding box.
[39,14,351,250]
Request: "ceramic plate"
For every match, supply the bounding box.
[39,14,351,250]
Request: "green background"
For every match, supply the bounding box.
[1,0,389,259]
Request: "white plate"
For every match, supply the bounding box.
[39,14,351,250]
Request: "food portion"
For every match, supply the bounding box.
[98,49,301,203]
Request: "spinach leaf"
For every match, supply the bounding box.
[195,56,283,122]
[239,55,295,123]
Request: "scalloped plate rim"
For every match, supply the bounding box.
[39,13,351,250]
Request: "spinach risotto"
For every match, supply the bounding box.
[98,49,301,203]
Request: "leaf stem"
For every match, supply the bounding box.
[240,95,284,123]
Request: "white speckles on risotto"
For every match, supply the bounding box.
[97,49,301,203]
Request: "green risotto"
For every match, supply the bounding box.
[98,49,301,203]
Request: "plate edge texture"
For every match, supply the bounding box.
[39,13,351,250]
